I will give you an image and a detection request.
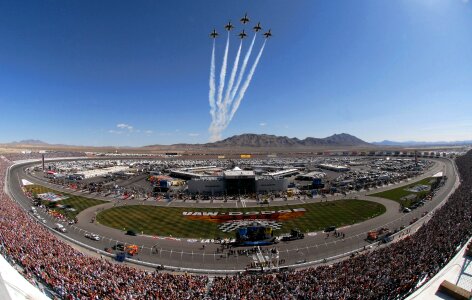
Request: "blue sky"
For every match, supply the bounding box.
[0,0,471,146]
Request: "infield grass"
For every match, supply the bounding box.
[369,177,434,207]
[96,200,386,239]
[25,185,106,219]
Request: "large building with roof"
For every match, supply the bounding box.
[187,167,288,195]
[223,167,256,194]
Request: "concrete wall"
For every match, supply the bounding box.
[187,179,225,194]
[187,178,288,194]
[256,178,288,193]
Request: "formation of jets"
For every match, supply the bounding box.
[209,13,272,40]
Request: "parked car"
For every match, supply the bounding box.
[126,230,137,236]
[324,226,336,232]
[281,229,305,241]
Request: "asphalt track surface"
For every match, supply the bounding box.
[6,157,457,273]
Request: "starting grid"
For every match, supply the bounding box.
[218,220,283,233]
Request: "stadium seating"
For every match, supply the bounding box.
[0,151,471,299]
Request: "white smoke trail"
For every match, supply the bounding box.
[208,32,267,142]
[208,40,216,125]
[210,32,230,141]
[219,39,243,129]
[216,32,230,109]
[226,40,266,126]
[229,33,257,106]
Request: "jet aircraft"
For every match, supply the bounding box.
[240,13,249,24]
[263,29,272,39]
[238,30,247,39]
[210,29,219,39]
[253,22,262,32]
[225,21,234,31]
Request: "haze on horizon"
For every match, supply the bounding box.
[0,0,471,147]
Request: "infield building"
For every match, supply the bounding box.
[187,167,288,195]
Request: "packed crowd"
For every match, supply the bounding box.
[0,158,208,299]
[0,152,471,299]
[209,153,472,299]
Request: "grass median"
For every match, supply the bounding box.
[25,185,107,219]
[96,199,386,239]
[369,177,436,207]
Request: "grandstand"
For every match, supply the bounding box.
[0,151,471,299]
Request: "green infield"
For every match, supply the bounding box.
[369,177,438,207]
[25,185,107,219]
[96,200,386,238]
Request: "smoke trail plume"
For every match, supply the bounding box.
[220,39,243,128]
[208,40,216,124]
[216,33,230,109]
[210,33,230,141]
[229,33,257,105]
[227,40,266,125]
[207,26,268,142]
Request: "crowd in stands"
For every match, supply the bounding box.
[0,158,208,299]
[209,153,472,299]
[0,152,471,299]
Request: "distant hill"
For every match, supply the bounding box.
[373,140,472,147]
[1,134,371,151]
[208,133,370,148]
[8,139,49,145]
[145,133,371,149]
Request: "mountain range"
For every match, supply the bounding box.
[146,133,370,148]
[7,139,50,145]
[373,140,472,147]
[6,134,471,149]
[206,133,369,148]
